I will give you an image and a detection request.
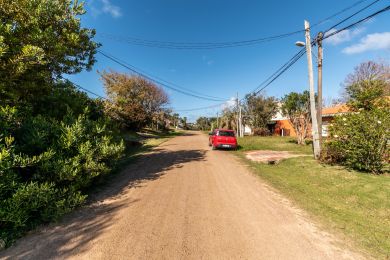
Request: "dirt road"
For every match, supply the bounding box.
[1,131,363,259]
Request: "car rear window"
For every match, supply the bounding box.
[218,131,235,137]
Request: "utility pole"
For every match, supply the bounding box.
[236,93,240,136]
[317,32,323,148]
[216,112,219,129]
[304,20,321,159]
[239,105,243,137]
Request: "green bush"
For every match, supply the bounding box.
[0,106,124,245]
[323,107,389,174]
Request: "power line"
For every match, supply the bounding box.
[98,50,226,101]
[97,50,229,102]
[98,31,303,50]
[97,0,379,50]
[323,0,382,33]
[323,4,390,39]
[58,76,107,99]
[173,49,306,113]
[246,3,390,98]
[311,0,370,27]
[247,49,307,97]
[174,102,227,112]
[60,3,390,114]
[172,4,390,112]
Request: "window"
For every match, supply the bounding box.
[218,131,235,137]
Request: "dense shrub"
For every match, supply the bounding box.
[322,61,390,174]
[0,0,129,247]
[253,127,271,136]
[323,107,389,174]
[0,106,124,245]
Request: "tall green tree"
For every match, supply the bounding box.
[281,91,311,145]
[220,107,237,131]
[0,0,99,106]
[196,117,211,131]
[172,113,180,128]
[243,93,278,129]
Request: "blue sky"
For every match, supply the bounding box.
[68,0,390,122]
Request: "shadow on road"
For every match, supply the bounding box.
[91,149,207,202]
[0,148,206,259]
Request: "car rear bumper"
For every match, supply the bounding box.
[215,144,237,149]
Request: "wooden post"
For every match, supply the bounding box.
[304,20,321,159]
[317,32,323,149]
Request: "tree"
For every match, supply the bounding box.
[281,91,311,145]
[0,0,99,106]
[101,71,169,130]
[172,113,180,128]
[243,93,278,129]
[196,117,211,131]
[343,61,390,110]
[180,117,188,129]
[220,107,237,131]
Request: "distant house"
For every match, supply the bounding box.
[243,125,253,135]
[321,104,349,137]
[268,104,349,137]
[268,110,295,136]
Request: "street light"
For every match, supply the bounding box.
[295,41,305,47]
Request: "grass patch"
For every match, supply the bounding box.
[236,136,390,259]
[238,136,312,154]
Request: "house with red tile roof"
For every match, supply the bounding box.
[269,104,350,137]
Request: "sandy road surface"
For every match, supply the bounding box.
[1,131,363,259]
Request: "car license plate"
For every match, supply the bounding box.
[222,144,230,148]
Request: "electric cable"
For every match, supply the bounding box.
[98,0,381,50]
[98,50,229,102]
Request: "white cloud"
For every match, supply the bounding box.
[89,0,122,18]
[324,27,365,46]
[101,0,122,18]
[343,32,390,54]
[221,97,237,110]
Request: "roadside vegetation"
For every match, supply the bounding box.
[323,61,389,174]
[0,0,183,247]
[199,60,389,257]
[232,61,389,258]
[236,136,389,259]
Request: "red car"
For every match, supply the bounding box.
[209,129,238,150]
